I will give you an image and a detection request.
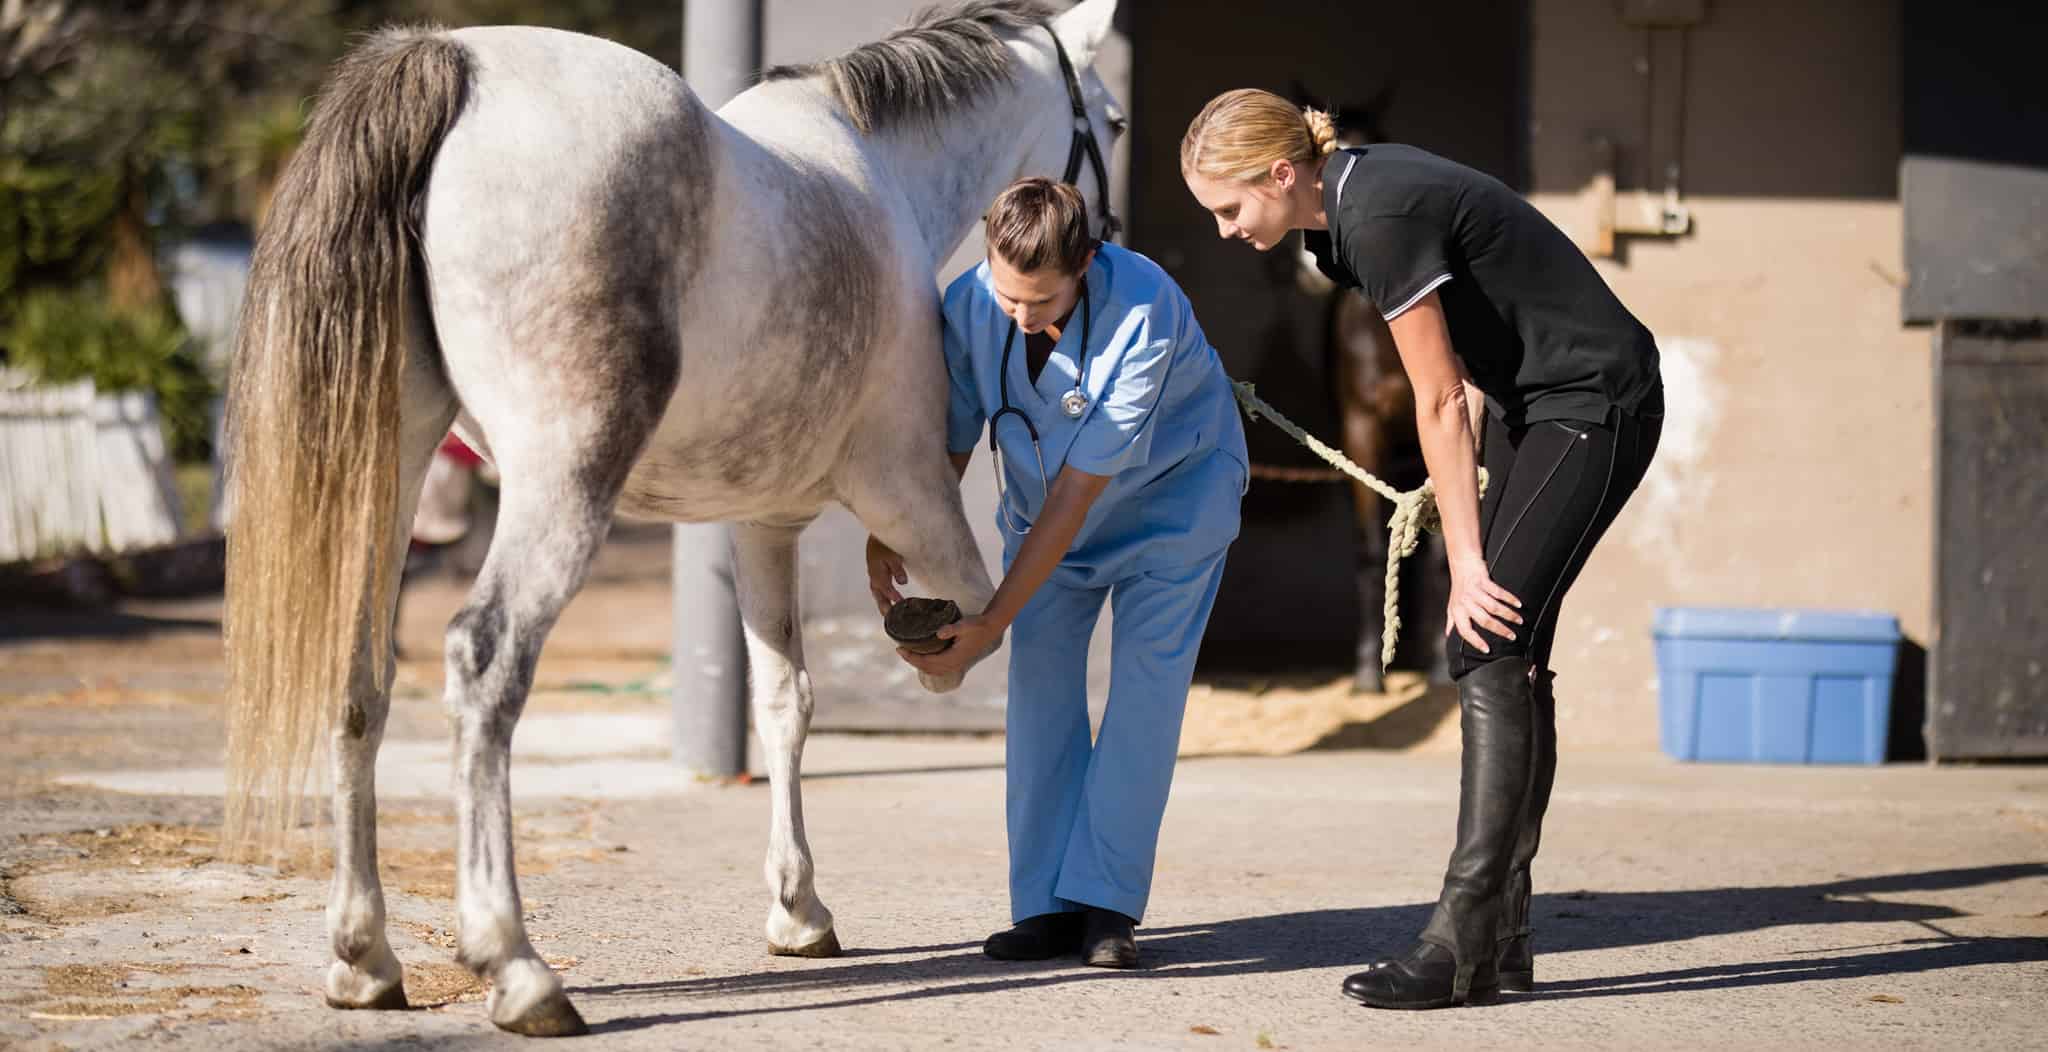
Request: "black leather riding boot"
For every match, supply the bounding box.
[1343,657,1533,1009]
[1497,668,1557,992]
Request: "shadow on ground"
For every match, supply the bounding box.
[569,862,2047,1033]
[0,606,218,643]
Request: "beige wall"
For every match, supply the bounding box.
[1527,0,1931,747]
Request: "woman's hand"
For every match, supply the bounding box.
[865,535,908,615]
[896,613,1005,679]
[1445,554,1523,654]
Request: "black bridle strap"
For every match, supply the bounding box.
[1047,27,1119,242]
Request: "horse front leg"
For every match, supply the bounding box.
[1337,346,1393,694]
[730,521,840,957]
[842,449,997,695]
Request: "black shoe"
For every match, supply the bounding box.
[1080,909,1138,969]
[1343,940,1499,1009]
[983,911,1086,961]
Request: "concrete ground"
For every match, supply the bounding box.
[2,698,2044,1049]
[2,528,2044,1050]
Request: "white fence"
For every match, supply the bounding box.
[0,368,183,563]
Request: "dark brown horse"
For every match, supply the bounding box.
[1292,83,1452,693]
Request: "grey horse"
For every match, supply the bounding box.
[222,0,1123,1035]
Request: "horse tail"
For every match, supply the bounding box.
[223,28,470,858]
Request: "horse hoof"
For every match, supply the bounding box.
[1352,671,1386,695]
[324,957,408,1011]
[769,930,842,958]
[493,991,589,1037]
[325,984,409,1011]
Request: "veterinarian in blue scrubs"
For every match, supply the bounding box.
[867,178,1247,969]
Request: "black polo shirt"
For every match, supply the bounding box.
[1309,144,1662,427]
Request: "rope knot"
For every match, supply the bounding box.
[1229,381,1487,675]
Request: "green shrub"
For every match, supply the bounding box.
[1,288,215,461]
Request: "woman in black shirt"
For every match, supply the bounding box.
[1181,89,1663,1010]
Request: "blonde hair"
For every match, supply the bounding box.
[1180,88,1338,183]
[985,177,1094,275]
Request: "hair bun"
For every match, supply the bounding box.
[1303,108,1339,157]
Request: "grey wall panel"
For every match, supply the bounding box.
[1903,158,2048,324]
[1930,323,2048,759]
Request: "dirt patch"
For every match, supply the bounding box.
[407,962,487,1007]
[10,816,619,923]
[0,684,215,710]
[43,962,186,998]
[41,823,223,870]
[397,919,459,951]
[1178,672,1460,757]
[379,939,587,1010]
[28,962,261,1020]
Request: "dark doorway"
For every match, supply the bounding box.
[1122,0,1525,663]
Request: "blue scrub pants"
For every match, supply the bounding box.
[1004,548,1229,924]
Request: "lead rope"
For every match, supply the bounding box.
[1231,381,1489,676]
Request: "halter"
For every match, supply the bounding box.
[1047,27,1120,242]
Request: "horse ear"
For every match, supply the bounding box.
[1051,0,1118,65]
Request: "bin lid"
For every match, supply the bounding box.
[1653,606,1900,642]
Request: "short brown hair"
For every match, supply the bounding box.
[985,178,1094,275]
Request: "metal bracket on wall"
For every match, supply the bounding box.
[1585,137,1691,258]
[1581,0,1706,258]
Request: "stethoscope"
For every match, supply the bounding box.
[986,25,1118,536]
[989,276,1093,535]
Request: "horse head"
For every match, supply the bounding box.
[1017,0,1126,241]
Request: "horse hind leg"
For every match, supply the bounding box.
[328,327,457,1010]
[444,362,675,1031]
[439,445,641,1036]
[731,522,840,957]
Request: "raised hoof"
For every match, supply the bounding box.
[918,670,964,694]
[769,930,843,958]
[494,991,589,1038]
[325,984,409,1011]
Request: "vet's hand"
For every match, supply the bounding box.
[897,614,1003,679]
[1445,556,1522,654]
[866,536,908,615]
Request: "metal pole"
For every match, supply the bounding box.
[671,0,762,777]
[683,0,764,111]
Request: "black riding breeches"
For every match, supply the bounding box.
[1448,402,1663,679]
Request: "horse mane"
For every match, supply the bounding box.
[759,0,1055,134]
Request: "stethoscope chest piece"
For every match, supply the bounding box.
[1060,389,1089,419]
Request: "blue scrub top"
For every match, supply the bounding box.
[942,243,1249,586]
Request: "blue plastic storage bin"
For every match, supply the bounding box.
[1654,607,1900,765]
